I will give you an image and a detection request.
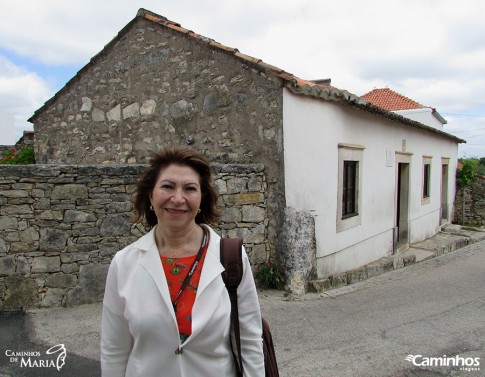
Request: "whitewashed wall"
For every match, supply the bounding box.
[394,108,444,130]
[282,89,458,278]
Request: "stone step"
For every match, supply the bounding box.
[308,254,415,293]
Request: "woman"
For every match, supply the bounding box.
[101,146,264,377]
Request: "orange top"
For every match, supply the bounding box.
[161,246,208,343]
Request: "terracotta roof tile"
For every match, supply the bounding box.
[143,12,166,24]
[233,51,259,64]
[257,61,284,74]
[361,88,427,111]
[208,40,237,53]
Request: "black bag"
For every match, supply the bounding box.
[220,238,280,377]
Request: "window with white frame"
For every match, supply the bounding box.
[337,144,364,232]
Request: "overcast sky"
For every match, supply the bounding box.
[1,0,484,157]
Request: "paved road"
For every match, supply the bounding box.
[0,311,100,377]
[0,241,484,377]
[261,241,485,377]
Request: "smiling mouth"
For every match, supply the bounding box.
[165,208,187,214]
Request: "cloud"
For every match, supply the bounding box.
[0,55,52,143]
[0,1,141,65]
[0,111,16,145]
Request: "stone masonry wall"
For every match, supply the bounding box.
[454,175,485,225]
[0,163,268,309]
[31,15,285,257]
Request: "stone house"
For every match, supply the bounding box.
[28,9,464,293]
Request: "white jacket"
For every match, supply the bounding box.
[101,225,264,377]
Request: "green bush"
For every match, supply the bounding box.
[0,145,35,165]
[457,158,478,188]
[255,260,285,289]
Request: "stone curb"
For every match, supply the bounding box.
[308,225,485,294]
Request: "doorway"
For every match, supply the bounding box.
[441,163,449,223]
[396,162,410,252]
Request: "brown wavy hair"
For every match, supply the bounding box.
[132,146,221,228]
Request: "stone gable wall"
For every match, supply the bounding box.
[0,163,268,309]
[31,15,284,260]
[454,175,485,225]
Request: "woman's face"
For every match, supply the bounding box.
[149,163,202,230]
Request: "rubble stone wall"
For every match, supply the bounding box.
[454,175,485,225]
[0,163,268,309]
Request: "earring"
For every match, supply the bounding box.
[197,209,201,214]
[150,205,154,211]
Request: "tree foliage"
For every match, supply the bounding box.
[477,157,485,175]
[457,158,478,188]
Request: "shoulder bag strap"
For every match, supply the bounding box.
[220,237,244,377]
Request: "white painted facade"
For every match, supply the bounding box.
[283,88,459,277]
[394,108,445,130]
